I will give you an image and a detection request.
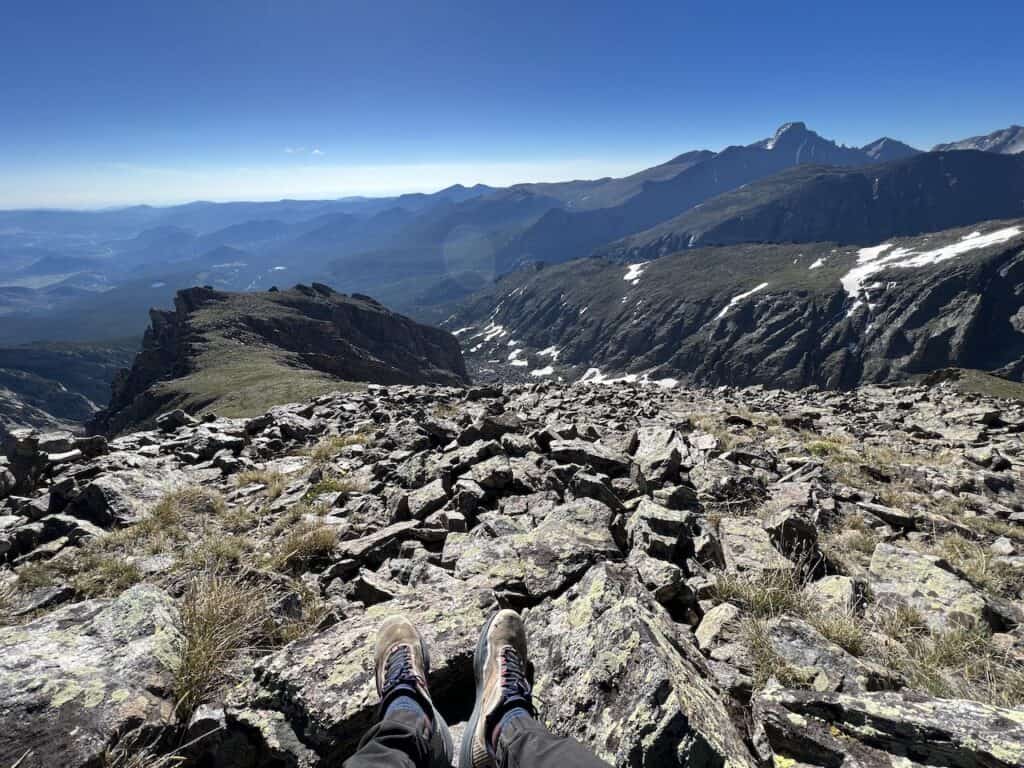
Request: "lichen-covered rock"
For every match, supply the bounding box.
[695,602,742,650]
[869,542,992,630]
[719,517,794,575]
[455,499,621,604]
[527,563,759,767]
[70,465,188,526]
[629,426,685,487]
[762,616,900,693]
[754,685,1024,768]
[804,575,861,614]
[0,584,180,768]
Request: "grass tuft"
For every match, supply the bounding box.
[933,534,1024,598]
[236,469,288,500]
[808,610,868,656]
[173,573,270,720]
[269,521,338,573]
[888,625,1024,707]
[303,475,359,502]
[711,569,809,619]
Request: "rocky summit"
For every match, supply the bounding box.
[92,283,469,435]
[3,376,1024,767]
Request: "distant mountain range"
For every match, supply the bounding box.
[933,125,1024,155]
[492,122,922,272]
[598,151,1024,261]
[0,119,1020,357]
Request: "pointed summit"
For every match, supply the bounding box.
[861,137,921,162]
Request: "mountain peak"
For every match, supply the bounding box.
[860,137,921,162]
[760,122,812,150]
[933,125,1024,155]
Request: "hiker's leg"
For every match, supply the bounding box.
[495,715,611,768]
[460,610,611,768]
[342,615,453,768]
[343,709,433,768]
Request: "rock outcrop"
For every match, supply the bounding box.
[2,377,1024,767]
[91,284,469,435]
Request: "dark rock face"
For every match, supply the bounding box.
[4,378,1024,767]
[91,284,469,434]
[451,220,1024,390]
[598,152,1024,261]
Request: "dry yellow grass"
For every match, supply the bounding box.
[173,574,271,720]
[269,521,338,573]
[235,469,288,500]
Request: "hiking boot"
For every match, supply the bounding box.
[375,615,454,767]
[459,609,535,768]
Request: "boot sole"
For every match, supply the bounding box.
[458,611,498,768]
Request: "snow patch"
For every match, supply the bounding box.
[842,227,1022,318]
[538,346,560,360]
[482,323,507,342]
[808,258,825,270]
[715,282,770,321]
[579,368,679,389]
[623,261,649,285]
[530,366,555,377]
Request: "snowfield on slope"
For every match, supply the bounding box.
[842,226,1022,317]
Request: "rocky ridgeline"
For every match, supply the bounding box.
[2,380,1024,767]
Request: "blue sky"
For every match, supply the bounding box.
[2,0,1021,208]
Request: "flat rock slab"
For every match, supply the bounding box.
[755,686,1024,768]
[549,439,631,476]
[527,563,759,768]
[869,543,990,631]
[719,517,794,575]
[0,585,180,768]
[454,499,621,604]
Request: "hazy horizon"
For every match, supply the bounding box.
[2,0,1022,208]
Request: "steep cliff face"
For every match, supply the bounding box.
[597,151,1024,263]
[449,220,1024,390]
[93,283,468,433]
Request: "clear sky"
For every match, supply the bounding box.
[2,0,1021,209]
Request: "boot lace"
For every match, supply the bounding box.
[383,645,421,692]
[499,647,533,710]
